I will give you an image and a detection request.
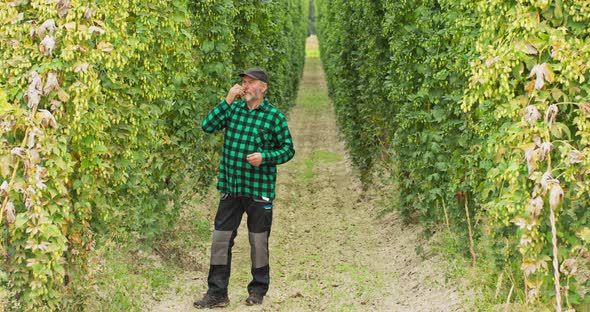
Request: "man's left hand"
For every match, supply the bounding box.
[246,153,262,167]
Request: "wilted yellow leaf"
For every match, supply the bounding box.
[523,42,538,55]
[521,261,540,276]
[524,80,535,93]
[57,89,70,102]
[486,56,500,67]
[520,234,532,246]
[577,228,590,242]
[523,147,537,176]
[97,42,114,53]
[62,22,76,31]
[88,26,105,35]
[74,63,90,72]
[0,156,11,176]
[5,11,23,24]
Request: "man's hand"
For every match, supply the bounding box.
[246,153,262,167]
[226,84,246,104]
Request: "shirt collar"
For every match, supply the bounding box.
[239,98,269,111]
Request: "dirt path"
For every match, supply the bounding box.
[151,37,469,312]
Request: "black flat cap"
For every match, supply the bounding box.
[239,68,268,83]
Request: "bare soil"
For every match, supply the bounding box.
[149,36,469,312]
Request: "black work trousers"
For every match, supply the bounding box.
[207,194,273,297]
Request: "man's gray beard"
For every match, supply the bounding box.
[244,93,259,102]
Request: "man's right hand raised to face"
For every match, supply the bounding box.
[226,84,246,104]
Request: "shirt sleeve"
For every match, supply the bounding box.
[201,99,232,133]
[261,114,295,165]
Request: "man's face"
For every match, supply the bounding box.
[241,76,267,102]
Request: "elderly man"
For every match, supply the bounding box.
[194,68,295,308]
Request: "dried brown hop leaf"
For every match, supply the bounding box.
[26,89,40,109]
[527,196,544,218]
[26,240,50,251]
[523,42,538,55]
[5,201,16,224]
[84,6,93,19]
[527,287,539,300]
[40,35,56,56]
[35,179,47,190]
[528,63,553,90]
[28,71,42,87]
[43,72,60,95]
[549,182,564,211]
[27,127,43,148]
[56,0,71,18]
[538,142,553,161]
[29,149,40,165]
[88,26,105,35]
[73,45,87,53]
[524,105,541,123]
[25,197,33,210]
[0,120,13,133]
[26,71,42,108]
[560,258,577,276]
[37,109,58,128]
[74,63,90,72]
[0,180,9,197]
[485,56,500,67]
[532,135,541,147]
[541,171,557,194]
[521,260,545,276]
[35,166,47,186]
[97,42,114,53]
[545,104,558,126]
[11,147,26,158]
[567,150,583,164]
[37,19,57,38]
[520,234,533,246]
[513,217,536,231]
[524,147,537,176]
[50,100,61,112]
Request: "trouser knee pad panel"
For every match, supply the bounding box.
[249,231,269,268]
[211,230,233,265]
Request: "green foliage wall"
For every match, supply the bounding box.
[0,0,307,309]
[315,0,389,183]
[316,0,589,309]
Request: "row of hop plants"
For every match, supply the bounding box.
[315,0,589,310]
[0,0,307,310]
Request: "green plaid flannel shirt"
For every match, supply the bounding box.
[202,98,295,200]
